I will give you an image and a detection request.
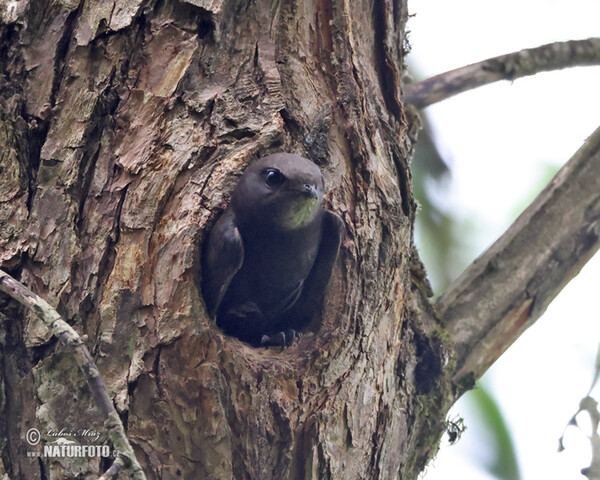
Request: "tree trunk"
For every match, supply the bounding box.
[0,1,451,479]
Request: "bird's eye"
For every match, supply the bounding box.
[265,169,285,187]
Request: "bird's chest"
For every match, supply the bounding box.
[241,229,320,290]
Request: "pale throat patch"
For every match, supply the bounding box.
[282,197,320,229]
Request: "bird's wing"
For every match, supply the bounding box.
[281,210,344,329]
[202,208,244,316]
[307,210,344,298]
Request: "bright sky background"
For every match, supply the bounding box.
[406,1,600,479]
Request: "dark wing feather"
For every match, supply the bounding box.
[202,208,244,316]
[304,210,344,302]
[279,210,344,330]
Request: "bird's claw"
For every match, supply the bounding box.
[261,329,298,349]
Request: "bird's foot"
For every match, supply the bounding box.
[261,329,298,349]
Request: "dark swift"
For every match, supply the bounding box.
[202,153,343,347]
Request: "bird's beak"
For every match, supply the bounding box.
[302,184,319,199]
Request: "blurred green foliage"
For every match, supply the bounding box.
[412,112,522,480]
[411,115,472,295]
[469,384,522,480]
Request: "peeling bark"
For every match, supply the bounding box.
[4,0,600,478]
[0,270,145,479]
[0,0,453,479]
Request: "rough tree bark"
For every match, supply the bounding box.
[1,1,598,479]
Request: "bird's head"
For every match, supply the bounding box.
[231,153,325,231]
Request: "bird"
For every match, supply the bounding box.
[202,153,344,347]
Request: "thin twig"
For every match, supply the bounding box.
[437,125,600,394]
[99,455,130,480]
[405,38,600,108]
[0,270,146,480]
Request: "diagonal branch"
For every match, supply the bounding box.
[405,38,600,109]
[437,125,600,394]
[0,270,146,480]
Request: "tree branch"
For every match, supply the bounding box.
[437,125,600,394]
[0,270,146,480]
[404,38,600,109]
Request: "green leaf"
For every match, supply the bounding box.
[469,383,522,480]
